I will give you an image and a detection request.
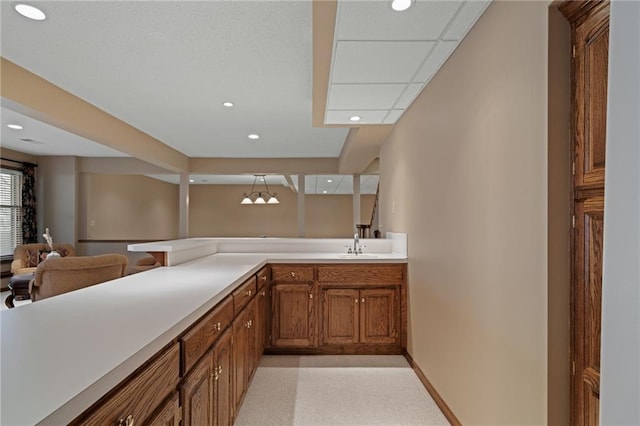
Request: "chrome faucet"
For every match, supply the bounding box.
[353,233,360,255]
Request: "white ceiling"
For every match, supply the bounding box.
[325,0,491,125]
[1,0,489,158]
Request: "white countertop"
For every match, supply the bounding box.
[1,238,407,425]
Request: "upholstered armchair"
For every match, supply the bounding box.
[10,243,76,275]
[29,254,128,302]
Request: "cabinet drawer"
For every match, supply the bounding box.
[317,264,404,284]
[76,343,180,426]
[181,295,234,374]
[233,276,257,314]
[271,265,314,282]
[256,266,270,290]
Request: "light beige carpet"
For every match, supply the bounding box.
[235,355,450,426]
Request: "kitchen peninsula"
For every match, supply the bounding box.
[1,233,407,425]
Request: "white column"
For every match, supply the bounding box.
[179,173,189,238]
[297,174,305,237]
[352,174,361,233]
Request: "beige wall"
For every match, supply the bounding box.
[547,5,571,426]
[379,1,550,424]
[189,184,374,238]
[82,173,179,240]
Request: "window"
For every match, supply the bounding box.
[0,168,23,257]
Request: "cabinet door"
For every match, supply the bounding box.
[255,284,269,356]
[322,288,359,345]
[245,298,258,383]
[272,283,316,347]
[214,329,233,426]
[360,288,399,345]
[148,392,180,426]
[181,349,213,426]
[232,308,248,411]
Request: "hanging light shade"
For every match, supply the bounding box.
[240,175,280,205]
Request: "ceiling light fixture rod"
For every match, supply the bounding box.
[241,175,280,205]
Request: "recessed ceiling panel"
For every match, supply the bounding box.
[413,41,459,83]
[332,41,435,84]
[328,84,406,110]
[336,1,463,41]
[442,1,492,41]
[325,110,388,125]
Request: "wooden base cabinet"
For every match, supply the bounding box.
[181,328,233,426]
[232,297,257,418]
[271,283,316,348]
[149,393,181,426]
[322,287,399,346]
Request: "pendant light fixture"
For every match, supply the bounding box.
[240,175,279,205]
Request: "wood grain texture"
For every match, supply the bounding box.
[181,296,234,375]
[322,288,359,345]
[148,251,168,267]
[404,351,462,426]
[565,2,609,424]
[256,265,270,291]
[317,264,404,284]
[147,392,181,426]
[181,348,213,426]
[360,288,398,345]
[74,343,180,426]
[214,328,233,426]
[272,283,316,348]
[233,276,257,315]
[271,265,315,282]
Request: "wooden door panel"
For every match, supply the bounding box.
[148,393,180,426]
[574,196,604,426]
[323,289,359,345]
[574,3,609,188]
[214,329,233,426]
[360,288,398,345]
[272,284,315,347]
[232,311,248,410]
[181,351,213,426]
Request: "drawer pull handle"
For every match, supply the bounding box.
[246,290,252,297]
[216,322,221,331]
[290,272,296,278]
[361,298,365,303]
[309,293,313,299]
[218,365,223,374]
[262,275,267,281]
[119,415,134,426]
[355,298,358,303]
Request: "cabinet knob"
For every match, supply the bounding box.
[119,415,135,426]
[355,298,358,303]
[290,272,296,278]
[218,365,223,374]
[309,293,313,299]
[246,290,252,297]
[361,298,365,303]
[261,275,267,281]
[261,290,266,297]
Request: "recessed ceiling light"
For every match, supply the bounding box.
[223,102,234,107]
[327,179,333,183]
[248,134,259,140]
[14,4,46,20]
[391,0,413,12]
[189,179,195,183]
[7,124,24,130]
[349,116,361,122]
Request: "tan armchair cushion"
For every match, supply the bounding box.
[29,254,128,302]
[11,243,76,275]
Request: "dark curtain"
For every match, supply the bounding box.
[21,164,37,243]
